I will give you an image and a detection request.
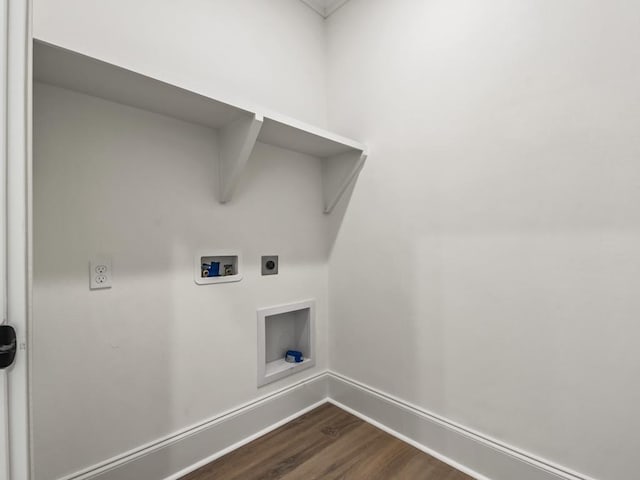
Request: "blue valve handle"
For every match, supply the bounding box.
[285,350,304,363]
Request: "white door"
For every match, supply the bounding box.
[1,0,31,478]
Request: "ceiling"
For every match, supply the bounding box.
[298,0,351,18]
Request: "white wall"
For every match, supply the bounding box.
[33,35,330,480]
[32,3,331,478]
[326,1,640,479]
[33,0,327,126]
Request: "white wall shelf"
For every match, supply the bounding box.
[33,40,367,213]
[257,300,315,387]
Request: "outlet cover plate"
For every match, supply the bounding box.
[90,257,112,290]
[261,255,278,275]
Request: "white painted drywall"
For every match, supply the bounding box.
[326,1,640,479]
[32,3,332,478]
[33,0,328,126]
[32,81,330,479]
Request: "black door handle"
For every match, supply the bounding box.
[0,325,17,369]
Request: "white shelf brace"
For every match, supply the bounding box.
[218,113,264,204]
[322,150,368,214]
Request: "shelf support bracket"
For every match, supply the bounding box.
[218,113,263,204]
[322,150,368,214]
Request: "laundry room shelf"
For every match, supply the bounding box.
[33,40,367,213]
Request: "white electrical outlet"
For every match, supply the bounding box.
[90,257,112,290]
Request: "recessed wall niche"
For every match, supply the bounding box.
[257,300,315,387]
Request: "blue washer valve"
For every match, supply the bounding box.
[201,262,220,277]
[285,350,304,363]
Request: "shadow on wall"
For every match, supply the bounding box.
[326,174,359,257]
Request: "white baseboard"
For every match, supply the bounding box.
[327,372,597,480]
[59,373,328,480]
[56,371,598,480]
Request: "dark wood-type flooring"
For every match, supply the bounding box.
[181,403,473,480]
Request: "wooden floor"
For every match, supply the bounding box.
[181,403,473,480]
